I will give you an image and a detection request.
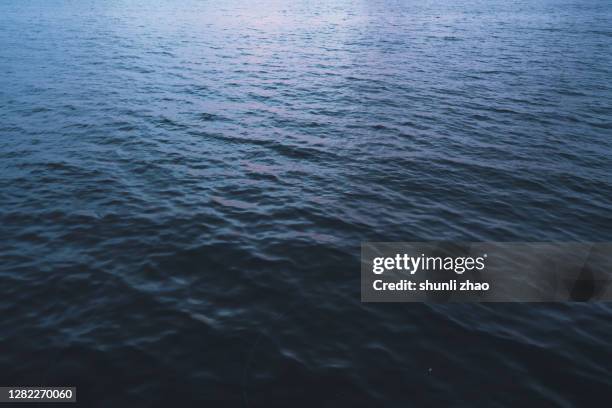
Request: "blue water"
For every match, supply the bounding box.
[1,0,611,406]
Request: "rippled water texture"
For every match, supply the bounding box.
[1,0,611,406]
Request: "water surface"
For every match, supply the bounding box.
[1,0,611,406]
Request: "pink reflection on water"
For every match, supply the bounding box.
[211,195,256,210]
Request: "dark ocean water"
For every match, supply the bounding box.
[1,0,612,406]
